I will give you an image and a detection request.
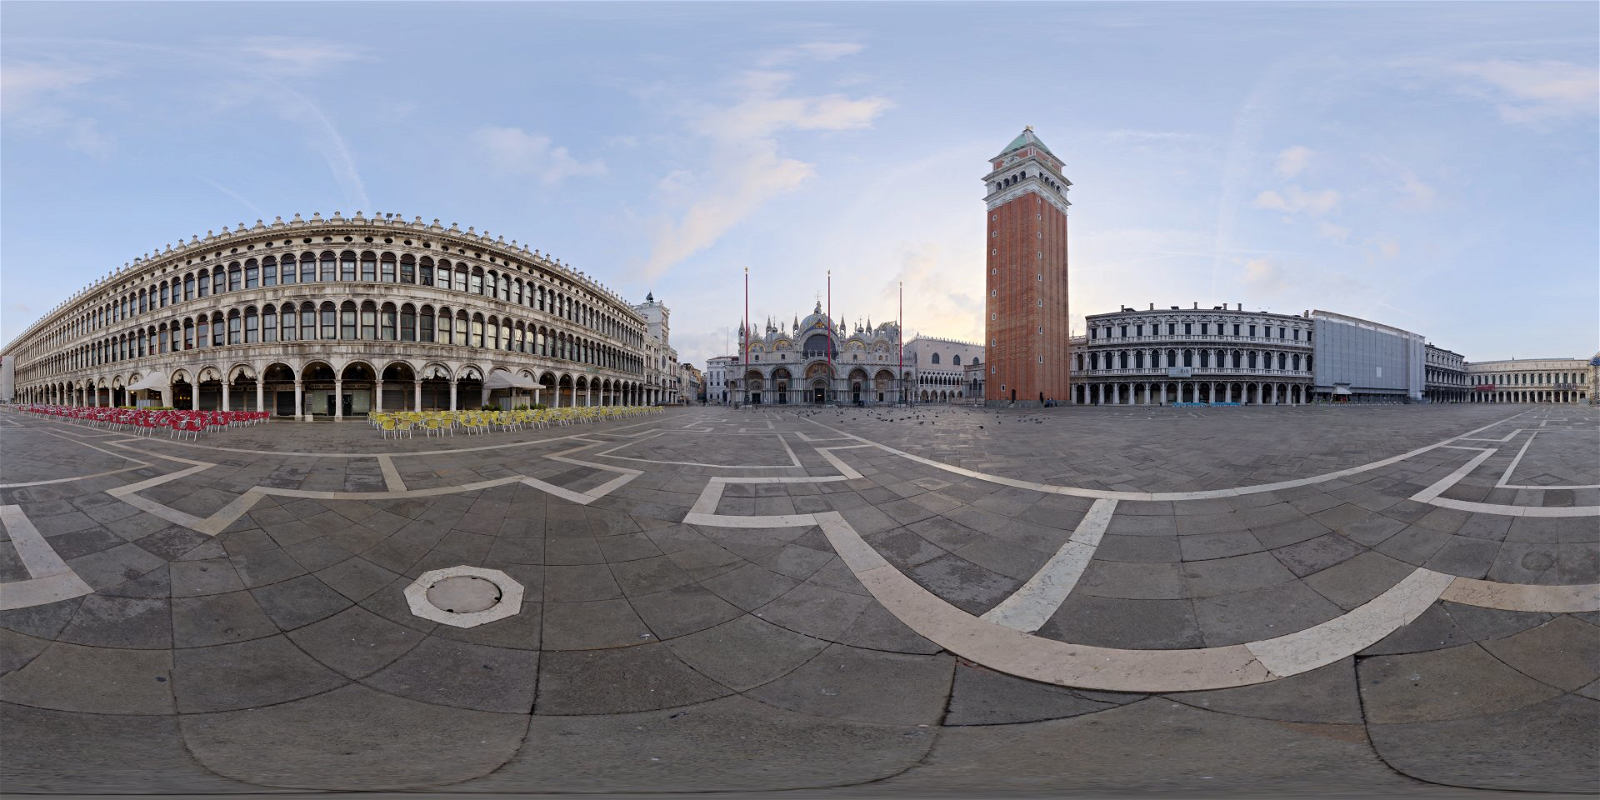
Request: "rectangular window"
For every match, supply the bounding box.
[381,259,395,283]
[301,257,315,284]
[321,307,336,340]
[361,255,376,281]
[1200,323,1208,335]
[1184,323,1192,335]
[381,308,396,340]
[160,285,170,306]
[244,314,258,343]
[1167,323,1176,335]
[455,270,468,293]
[1119,325,1127,337]
[245,264,259,288]
[228,269,241,292]
[471,319,485,348]
[400,259,414,284]
[400,309,415,341]
[420,263,433,286]
[281,309,296,342]
[361,308,377,340]
[471,272,484,295]
[229,316,241,345]
[263,261,277,286]
[342,307,357,339]
[1293,329,1300,340]
[420,313,434,343]
[437,314,450,344]
[214,319,226,347]
[186,324,197,349]
[1249,325,1257,337]
[263,310,276,342]
[342,255,358,282]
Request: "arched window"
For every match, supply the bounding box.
[228,263,242,292]
[1183,350,1193,367]
[455,310,469,346]
[244,260,259,289]
[360,302,377,340]
[437,308,453,345]
[320,252,338,282]
[300,302,316,341]
[262,257,277,287]
[1119,351,1129,369]
[952,355,961,365]
[360,252,376,281]
[243,307,259,343]
[301,253,317,283]
[930,353,940,365]
[381,302,397,341]
[320,302,337,340]
[400,254,415,284]
[419,257,434,286]
[212,312,226,346]
[280,304,297,342]
[341,301,359,340]
[380,253,396,283]
[471,313,485,348]
[281,255,297,285]
[400,304,416,342]
[341,251,358,282]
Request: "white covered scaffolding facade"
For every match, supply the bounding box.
[4,212,663,418]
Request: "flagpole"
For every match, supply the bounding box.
[743,267,749,407]
[898,280,904,406]
[826,270,832,404]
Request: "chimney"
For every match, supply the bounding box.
[1237,303,1242,311]
[1149,303,1154,311]
[1193,302,1198,309]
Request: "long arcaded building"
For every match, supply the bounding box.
[2,212,663,417]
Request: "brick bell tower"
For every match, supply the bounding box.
[984,126,1072,406]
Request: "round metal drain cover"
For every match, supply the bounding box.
[426,576,502,614]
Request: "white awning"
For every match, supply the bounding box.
[127,371,168,392]
[483,371,542,392]
[1333,385,1352,395]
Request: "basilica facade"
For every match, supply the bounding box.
[731,303,910,405]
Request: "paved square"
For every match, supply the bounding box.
[2,404,1595,795]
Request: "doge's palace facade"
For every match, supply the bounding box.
[3,212,660,418]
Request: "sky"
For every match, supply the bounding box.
[2,1,1596,369]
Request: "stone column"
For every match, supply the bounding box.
[449,380,458,412]
[334,379,342,419]
[586,384,593,407]
[294,381,304,421]
[163,382,174,409]
[414,380,422,411]
[256,380,265,414]
[375,381,384,413]
[480,384,490,408]
[222,381,230,412]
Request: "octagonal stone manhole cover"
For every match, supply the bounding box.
[404,566,523,628]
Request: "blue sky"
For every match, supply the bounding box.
[2,2,1595,368]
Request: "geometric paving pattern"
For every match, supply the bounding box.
[2,404,1595,794]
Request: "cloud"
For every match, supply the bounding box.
[1252,184,1340,216]
[1317,222,1351,242]
[1450,59,1599,125]
[0,61,114,158]
[1395,172,1436,210]
[643,67,890,277]
[472,126,606,186]
[1241,257,1287,292]
[1274,145,1312,178]
[757,41,865,68]
[232,37,371,76]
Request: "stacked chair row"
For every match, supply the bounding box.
[20,404,269,440]
[367,406,662,440]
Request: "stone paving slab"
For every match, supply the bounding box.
[1,404,1596,795]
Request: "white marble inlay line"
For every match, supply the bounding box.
[981,498,1118,633]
